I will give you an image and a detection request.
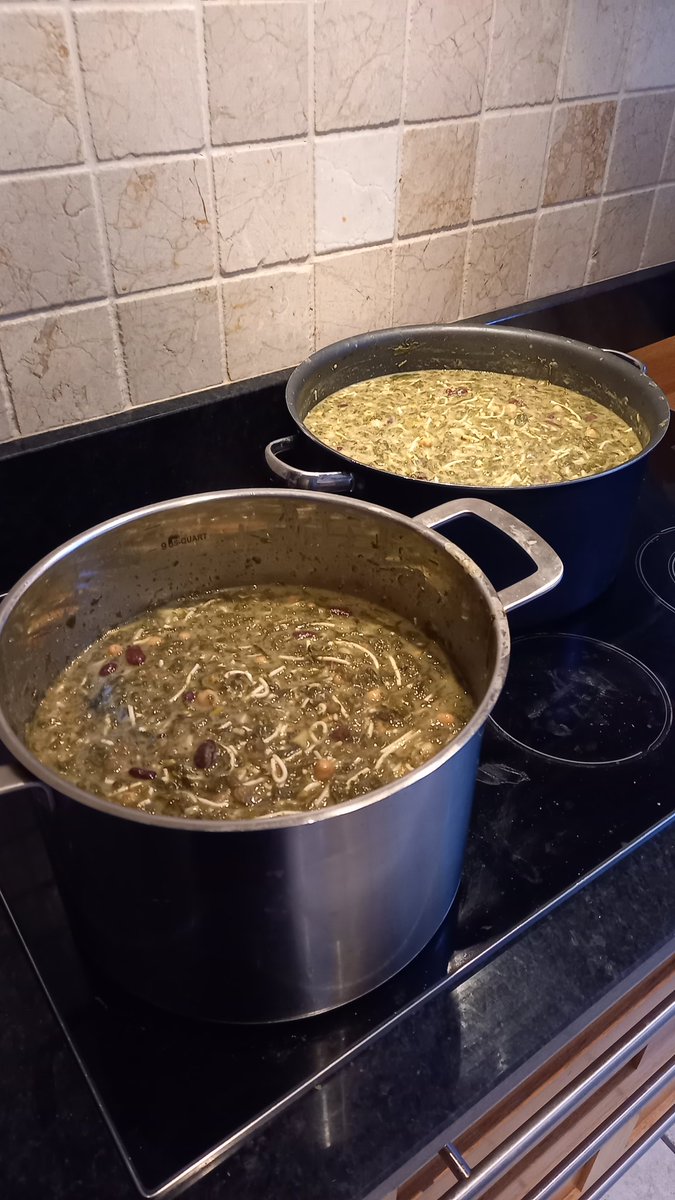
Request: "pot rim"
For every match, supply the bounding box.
[0,488,511,833]
[286,323,672,492]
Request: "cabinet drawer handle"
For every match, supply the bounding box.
[434,994,675,1200]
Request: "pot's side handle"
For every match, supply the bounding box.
[265,436,355,493]
[0,758,50,799]
[601,348,648,374]
[414,497,563,614]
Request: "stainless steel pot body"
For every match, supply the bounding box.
[0,490,561,1022]
[267,325,671,621]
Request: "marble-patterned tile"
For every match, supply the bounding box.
[662,120,675,182]
[118,285,223,405]
[0,306,125,436]
[205,3,307,146]
[544,102,616,206]
[100,158,214,295]
[588,191,654,282]
[529,202,596,298]
[0,374,17,443]
[405,0,492,122]
[0,12,82,171]
[0,174,106,317]
[463,216,535,317]
[473,109,550,222]
[398,122,478,238]
[76,10,202,159]
[315,245,392,347]
[214,142,311,273]
[315,129,397,252]
[560,0,634,100]
[315,0,406,132]
[625,0,675,90]
[393,231,467,326]
[642,184,675,268]
[606,93,675,194]
[222,266,313,380]
[485,0,566,109]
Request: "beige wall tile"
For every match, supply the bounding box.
[100,158,214,296]
[560,0,634,100]
[486,0,566,109]
[606,93,675,194]
[588,191,654,282]
[544,102,616,206]
[625,0,675,90]
[315,246,391,346]
[0,374,17,443]
[315,0,406,132]
[0,12,81,171]
[0,306,124,436]
[223,266,313,380]
[473,110,550,222]
[0,174,106,317]
[76,10,202,159]
[393,231,467,326]
[398,122,478,238]
[529,202,596,298]
[405,0,492,122]
[315,129,397,252]
[662,120,675,182]
[463,216,535,316]
[118,285,222,405]
[214,142,311,274]
[642,184,675,268]
[205,3,307,146]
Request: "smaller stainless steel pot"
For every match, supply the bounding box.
[0,491,561,1022]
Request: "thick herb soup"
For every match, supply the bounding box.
[27,586,475,821]
[305,369,643,487]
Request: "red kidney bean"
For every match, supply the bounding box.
[294,629,318,640]
[194,740,219,770]
[129,767,156,780]
[99,661,117,677]
[330,607,351,617]
[329,723,352,742]
[446,386,469,397]
[184,690,196,704]
[126,644,146,665]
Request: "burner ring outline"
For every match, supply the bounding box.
[636,526,675,614]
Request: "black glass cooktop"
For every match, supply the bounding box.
[1,425,675,1199]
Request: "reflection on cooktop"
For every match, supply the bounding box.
[490,634,673,766]
[636,526,675,613]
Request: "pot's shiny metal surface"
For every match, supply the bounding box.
[0,490,560,1021]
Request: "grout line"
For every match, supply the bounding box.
[459,0,497,320]
[307,0,316,351]
[389,0,413,327]
[62,0,132,407]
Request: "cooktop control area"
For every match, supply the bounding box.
[1,430,675,1199]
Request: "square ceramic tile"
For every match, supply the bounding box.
[214,142,311,273]
[118,285,223,405]
[314,246,392,347]
[588,191,654,282]
[75,10,202,159]
[205,3,308,146]
[0,12,82,171]
[100,158,214,296]
[606,93,675,194]
[405,0,492,122]
[393,231,467,326]
[0,306,125,436]
[315,0,406,132]
[625,0,675,90]
[529,202,597,298]
[560,0,634,99]
[642,183,675,268]
[0,375,17,443]
[544,102,616,206]
[473,109,550,222]
[222,266,313,380]
[0,174,106,317]
[603,1138,675,1199]
[485,0,566,109]
[315,129,398,252]
[662,121,675,182]
[463,216,535,317]
[398,122,478,238]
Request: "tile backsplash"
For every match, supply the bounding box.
[1,0,674,442]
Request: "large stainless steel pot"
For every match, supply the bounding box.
[266,325,671,621]
[0,490,561,1022]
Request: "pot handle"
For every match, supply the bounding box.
[601,348,648,374]
[265,436,355,493]
[0,757,50,800]
[414,497,563,614]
